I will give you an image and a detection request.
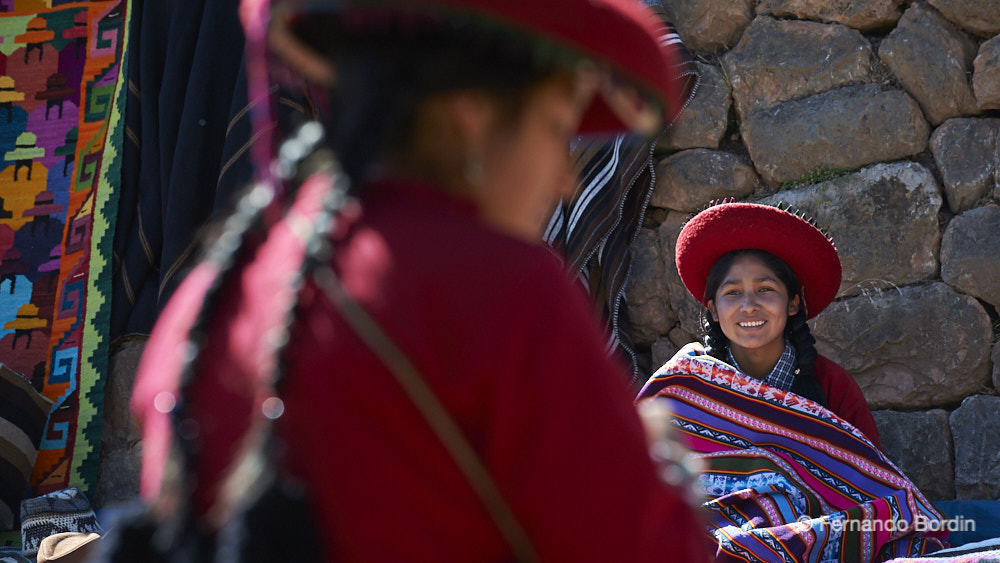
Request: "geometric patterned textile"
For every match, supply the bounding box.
[886,551,1000,563]
[638,344,949,562]
[18,487,101,557]
[0,0,130,514]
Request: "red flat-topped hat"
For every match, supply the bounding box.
[248,0,690,138]
[675,202,842,319]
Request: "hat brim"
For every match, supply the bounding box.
[36,532,101,563]
[675,203,842,319]
[262,0,689,137]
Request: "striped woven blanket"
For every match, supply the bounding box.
[637,344,948,562]
[543,14,699,384]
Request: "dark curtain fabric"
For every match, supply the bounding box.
[110,0,255,341]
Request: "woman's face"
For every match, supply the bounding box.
[475,73,590,242]
[707,253,801,361]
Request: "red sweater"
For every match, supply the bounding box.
[134,177,712,562]
[815,354,881,449]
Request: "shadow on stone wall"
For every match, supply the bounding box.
[96,336,144,508]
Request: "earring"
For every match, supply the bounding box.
[464,150,485,186]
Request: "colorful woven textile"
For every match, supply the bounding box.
[0,0,130,514]
[886,551,1000,563]
[637,344,948,562]
[18,487,101,557]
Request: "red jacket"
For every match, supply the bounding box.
[134,177,712,562]
[815,354,881,449]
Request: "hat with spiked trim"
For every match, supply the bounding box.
[675,201,842,319]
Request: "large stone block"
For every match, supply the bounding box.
[949,395,1000,500]
[994,341,1000,393]
[758,162,942,296]
[95,336,146,508]
[878,2,978,125]
[659,0,754,53]
[722,17,873,120]
[974,36,1000,111]
[741,84,928,185]
[929,118,1000,213]
[656,211,706,339]
[651,336,680,372]
[941,205,1000,310]
[756,0,903,31]
[626,227,678,347]
[650,149,759,212]
[659,62,731,151]
[927,0,1000,36]
[872,410,954,500]
[812,282,993,409]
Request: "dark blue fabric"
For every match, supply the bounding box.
[111,0,254,340]
[933,500,1000,547]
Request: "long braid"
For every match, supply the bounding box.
[786,311,827,405]
[107,180,276,563]
[214,121,347,562]
[701,309,728,362]
[150,122,336,562]
[152,184,277,563]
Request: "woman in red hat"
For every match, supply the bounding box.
[127,0,712,561]
[631,202,953,562]
[667,201,879,446]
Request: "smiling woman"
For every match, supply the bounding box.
[631,202,958,562]
[706,250,802,378]
[669,201,878,443]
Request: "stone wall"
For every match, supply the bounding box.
[628,0,1000,501]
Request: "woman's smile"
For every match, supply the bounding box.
[707,253,801,375]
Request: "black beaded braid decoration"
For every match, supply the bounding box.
[98,122,341,563]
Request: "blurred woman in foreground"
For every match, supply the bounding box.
[128,0,712,560]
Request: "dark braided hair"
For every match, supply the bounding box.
[701,249,828,406]
[137,122,340,563]
[289,11,578,186]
